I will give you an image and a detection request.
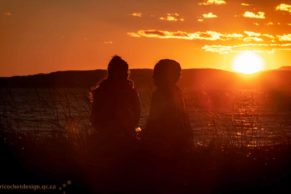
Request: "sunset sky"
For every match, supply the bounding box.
[0,0,291,76]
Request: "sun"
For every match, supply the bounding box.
[232,51,265,74]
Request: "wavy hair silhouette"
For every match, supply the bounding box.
[143,59,193,158]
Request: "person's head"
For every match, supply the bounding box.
[153,59,181,88]
[107,55,129,80]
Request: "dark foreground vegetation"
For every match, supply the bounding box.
[0,130,290,194]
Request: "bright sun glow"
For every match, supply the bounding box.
[232,51,265,74]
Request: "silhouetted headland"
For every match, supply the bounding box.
[1,68,291,90]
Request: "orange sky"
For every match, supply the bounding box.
[0,0,290,76]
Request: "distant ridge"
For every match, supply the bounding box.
[279,66,291,70]
[0,70,106,88]
[0,69,153,89]
[0,68,291,90]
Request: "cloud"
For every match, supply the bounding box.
[223,33,244,38]
[128,30,190,40]
[244,31,261,37]
[241,3,250,6]
[104,41,113,44]
[128,29,285,48]
[243,11,265,19]
[262,34,275,40]
[194,31,224,41]
[130,12,142,17]
[202,43,291,54]
[202,12,218,18]
[243,37,264,42]
[3,11,12,16]
[243,31,275,42]
[277,34,291,42]
[276,3,291,13]
[128,30,245,41]
[159,13,184,22]
[199,0,226,6]
[202,45,233,54]
[127,11,291,54]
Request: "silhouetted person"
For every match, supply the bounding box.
[88,55,141,192]
[143,59,193,157]
[90,55,140,144]
[141,59,193,190]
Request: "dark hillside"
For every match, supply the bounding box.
[1,69,291,91]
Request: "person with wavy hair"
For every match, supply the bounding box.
[143,59,193,158]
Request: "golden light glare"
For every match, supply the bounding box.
[232,51,265,74]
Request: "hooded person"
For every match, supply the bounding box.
[87,55,141,192]
[90,55,141,143]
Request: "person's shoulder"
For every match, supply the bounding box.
[151,89,161,100]
[92,80,108,94]
[173,86,184,100]
[175,86,182,93]
[126,80,139,94]
[127,80,134,89]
